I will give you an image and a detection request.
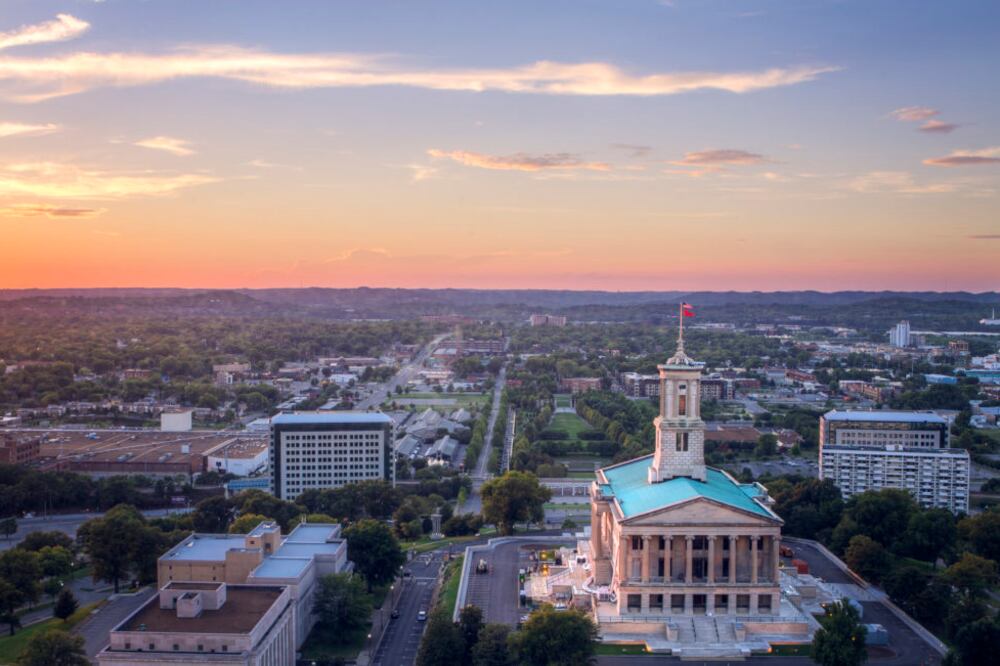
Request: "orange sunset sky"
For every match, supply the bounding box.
[1,1,998,291]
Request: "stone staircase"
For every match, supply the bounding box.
[716,618,737,643]
[675,617,696,643]
[593,558,613,585]
[693,616,719,643]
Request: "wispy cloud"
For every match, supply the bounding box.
[428,149,610,172]
[0,202,105,218]
[134,136,196,156]
[0,162,218,199]
[0,44,839,102]
[919,119,960,134]
[0,14,89,51]
[969,234,1000,240]
[674,149,767,165]
[0,121,59,138]
[889,106,939,122]
[612,143,652,157]
[848,171,956,194]
[924,147,1000,167]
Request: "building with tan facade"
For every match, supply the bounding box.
[157,521,349,648]
[97,582,294,666]
[589,333,785,619]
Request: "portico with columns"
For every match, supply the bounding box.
[588,313,784,620]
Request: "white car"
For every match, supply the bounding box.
[417,610,427,621]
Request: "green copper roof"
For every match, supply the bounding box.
[599,455,775,520]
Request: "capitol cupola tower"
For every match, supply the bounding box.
[649,303,707,483]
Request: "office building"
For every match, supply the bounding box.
[530,314,568,327]
[97,583,294,666]
[159,521,350,648]
[269,411,394,501]
[0,434,40,465]
[888,320,911,348]
[819,411,969,513]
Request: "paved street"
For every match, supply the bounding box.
[0,507,193,552]
[472,364,506,479]
[355,333,449,410]
[372,549,448,666]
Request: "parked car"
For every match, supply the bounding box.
[390,609,400,619]
[417,609,427,621]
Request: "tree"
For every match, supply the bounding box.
[192,496,233,533]
[44,578,65,602]
[811,599,867,666]
[343,519,405,592]
[228,513,270,535]
[471,623,513,666]
[458,605,484,662]
[835,489,916,553]
[38,546,74,579]
[312,573,372,635]
[15,629,89,666]
[942,553,998,596]
[949,617,1000,666]
[0,548,41,607]
[0,517,16,539]
[17,531,74,552]
[510,604,598,666]
[0,579,23,636]
[844,535,891,584]
[416,608,465,666]
[754,433,777,458]
[53,589,78,622]
[897,509,955,562]
[77,504,150,593]
[957,509,1000,562]
[481,471,552,536]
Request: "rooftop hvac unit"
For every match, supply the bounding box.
[181,444,191,454]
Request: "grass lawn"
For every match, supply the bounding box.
[394,392,489,406]
[567,471,597,479]
[554,394,573,408]
[549,412,592,438]
[0,601,100,665]
[399,534,481,555]
[299,624,368,662]
[437,555,464,618]
[595,643,649,655]
[544,503,589,510]
[767,644,812,656]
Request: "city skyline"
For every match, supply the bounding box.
[1,0,998,291]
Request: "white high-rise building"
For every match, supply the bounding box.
[269,412,394,501]
[888,320,911,348]
[819,410,969,514]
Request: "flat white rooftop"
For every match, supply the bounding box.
[271,411,392,425]
[163,534,247,561]
[823,410,947,424]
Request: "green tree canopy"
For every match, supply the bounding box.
[312,573,372,638]
[343,519,405,592]
[510,605,598,666]
[811,598,867,666]
[481,471,552,536]
[15,629,89,666]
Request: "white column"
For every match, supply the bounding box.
[641,536,651,583]
[751,535,759,584]
[729,535,738,584]
[685,535,693,584]
[707,536,716,584]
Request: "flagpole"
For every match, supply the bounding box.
[677,302,685,355]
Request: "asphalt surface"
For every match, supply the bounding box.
[472,364,506,479]
[466,538,577,627]
[372,549,449,666]
[75,588,157,658]
[787,540,941,666]
[0,507,193,552]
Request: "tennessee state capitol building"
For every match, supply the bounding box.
[589,328,785,619]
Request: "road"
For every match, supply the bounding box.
[0,507,193,551]
[372,549,450,666]
[355,333,450,410]
[473,364,506,479]
[76,589,157,659]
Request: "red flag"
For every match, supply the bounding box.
[682,302,695,317]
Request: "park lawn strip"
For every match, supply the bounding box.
[549,412,591,439]
[436,555,464,618]
[0,601,101,664]
[594,643,650,655]
[299,625,368,662]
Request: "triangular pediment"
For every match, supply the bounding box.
[622,496,778,527]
